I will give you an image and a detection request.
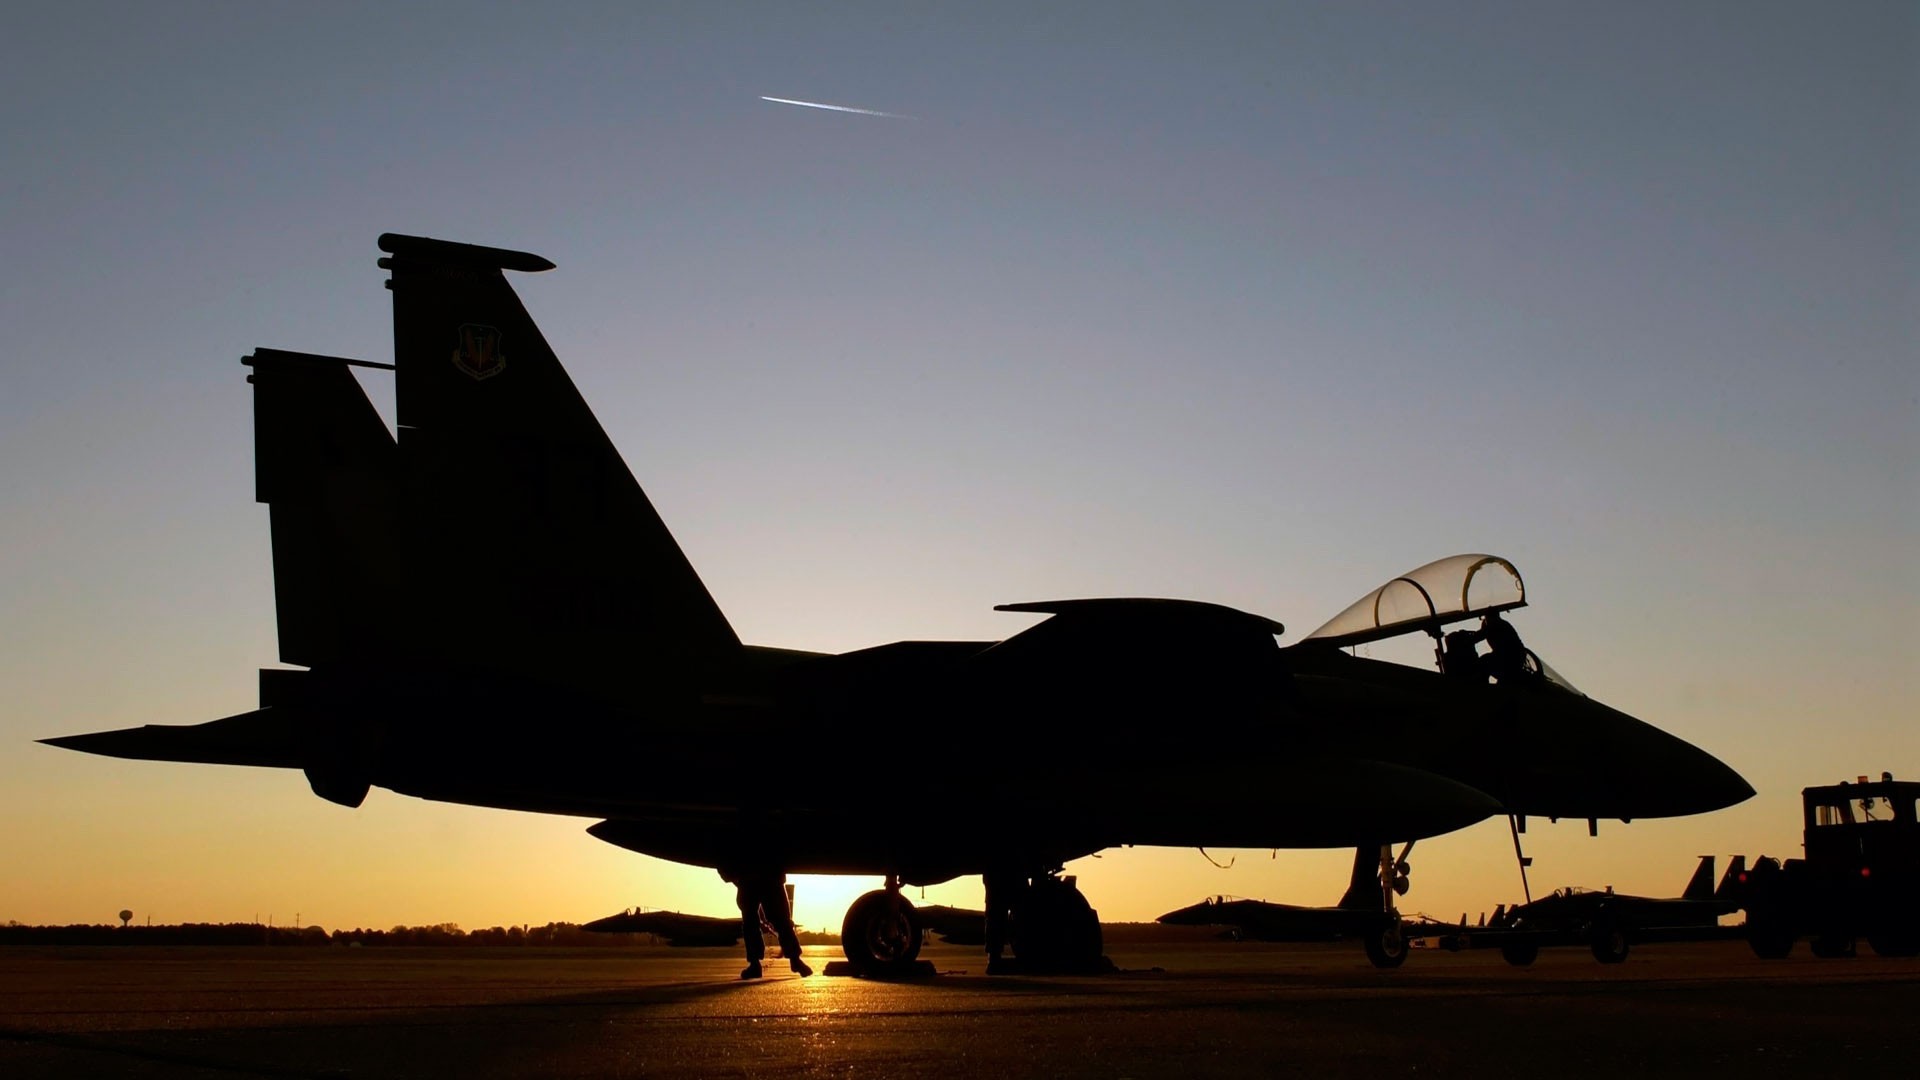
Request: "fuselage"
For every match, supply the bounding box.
[306,628,1750,885]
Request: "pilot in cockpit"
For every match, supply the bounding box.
[1442,630,1482,680]
[1442,613,1529,685]
[1479,613,1527,683]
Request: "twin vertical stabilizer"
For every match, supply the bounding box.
[251,234,741,693]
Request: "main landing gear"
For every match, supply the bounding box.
[840,876,924,977]
[1005,872,1108,973]
[836,869,1112,977]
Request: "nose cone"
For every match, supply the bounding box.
[1498,694,1753,820]
[1649,730,1755,816]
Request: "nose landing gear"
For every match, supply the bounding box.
[1365,842,1416,969]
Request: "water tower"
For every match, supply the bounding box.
[118,910,132,928]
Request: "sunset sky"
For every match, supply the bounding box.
[2,2,1913,936]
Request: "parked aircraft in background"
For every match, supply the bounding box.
[1159,848,1411,943]
[1492,854,1745,933]
[1460,855,1747,965]
[583,908,745,947]
[916,905,990,946]
[43,234,1753,975]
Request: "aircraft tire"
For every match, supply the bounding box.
[1363,923,1409,969]
[1500,941,1539,967]
[1010,878,1103,971]
[1589,925,1630,964]
[840,890,922,976]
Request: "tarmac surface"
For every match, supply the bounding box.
[1,940,1914,1078]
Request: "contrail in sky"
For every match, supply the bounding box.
[761,95,910,119]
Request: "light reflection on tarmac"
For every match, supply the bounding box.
[1,941,1914,1077]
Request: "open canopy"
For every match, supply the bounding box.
[1301,554,1526,649]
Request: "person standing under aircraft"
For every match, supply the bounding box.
[983,869,1019,974]
[723,868,812,979]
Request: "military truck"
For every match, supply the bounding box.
[1744,773,1918,959]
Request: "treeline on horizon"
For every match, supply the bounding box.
[0,921,664,947]
[0,921,1215,947]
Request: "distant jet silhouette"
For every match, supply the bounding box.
[583,907,751,948]
[914,905,991,946]
[43,234,1752,976]
[1479,854,1748,965]
[1158,848,1422,956]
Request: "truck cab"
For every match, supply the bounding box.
[1803,776,1920,867]
[1746,774,1920,959]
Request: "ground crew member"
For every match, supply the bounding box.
[721,868,811,979]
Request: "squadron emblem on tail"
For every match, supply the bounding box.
[451,323,506,380]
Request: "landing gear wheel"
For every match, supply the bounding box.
[1500,941,1540,967]
[1810,934,1856,959]
[840,890,922,976]
[1589,924,1629,964]
[1867,932,1919,958]
[1363,921,1409,969]
[1009,876,1104,972]
[1747,915,1795,959]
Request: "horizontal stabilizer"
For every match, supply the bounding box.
[38,709,303,769]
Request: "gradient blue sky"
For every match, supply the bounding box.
[3,2,1913,933]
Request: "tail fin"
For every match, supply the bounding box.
[245,349,400,666]
[1715,855,1747,903]
[1681,855,1715,901]
[375,234,739,689]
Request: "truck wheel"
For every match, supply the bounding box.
[1747,926,1795,960]
[1500,941,1539,967]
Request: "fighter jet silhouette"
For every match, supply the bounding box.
[43,235,1752,974]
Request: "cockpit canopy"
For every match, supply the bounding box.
[1301,553,1583,695]
[1302,554,1526,649]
